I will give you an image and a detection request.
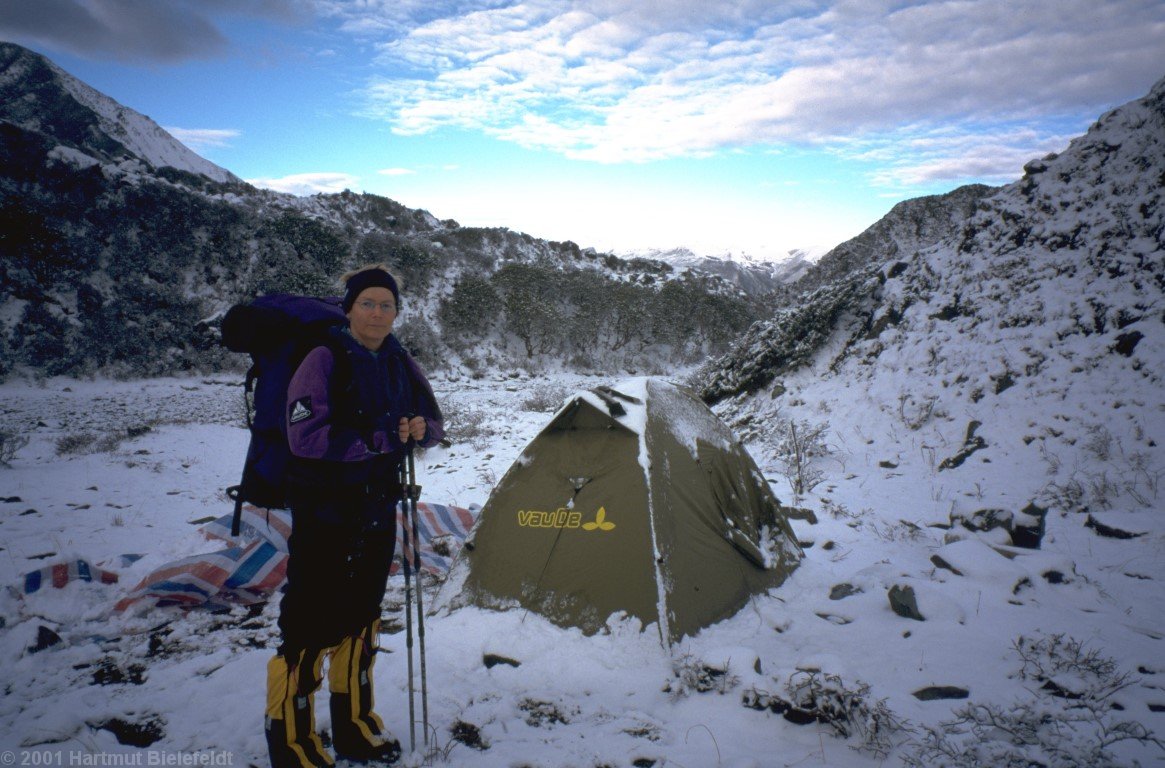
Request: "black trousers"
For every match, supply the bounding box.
[278,489,399,655]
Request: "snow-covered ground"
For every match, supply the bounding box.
[0,363,1162,767]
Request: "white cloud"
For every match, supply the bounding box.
[246,171,360,195]
[164,127,241,151]
[867,131,1078,187]
[341,0,1163,184]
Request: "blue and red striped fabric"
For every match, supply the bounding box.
[22,559,119,594]
[114,501,478,613]
[396,501,479,575]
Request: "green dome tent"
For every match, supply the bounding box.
[438,378,802,646]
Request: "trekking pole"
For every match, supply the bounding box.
[399,460,417,754]
[404,445,430,747]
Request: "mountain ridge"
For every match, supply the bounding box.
[0,42,776,379]
[701,73,1164,406]
[0,42,239,184]
[617,246,825,294]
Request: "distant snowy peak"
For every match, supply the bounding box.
[627,246,825,269]
[622,246,823,294]
[769,247,827,283]
[0,42,239,184]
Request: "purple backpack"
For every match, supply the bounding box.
[220,295,347,534]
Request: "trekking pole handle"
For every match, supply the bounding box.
[402,431,422,500]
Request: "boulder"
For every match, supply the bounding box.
[888,585,925,621]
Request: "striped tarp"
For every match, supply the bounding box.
[113,538,287,612]
[396,501,479,575]
[202,504,292,551]
[22,559,120,594]
[115,501,477,613]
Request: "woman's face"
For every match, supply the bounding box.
[346,286,397,350]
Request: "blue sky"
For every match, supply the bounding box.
[3,1,1163,259]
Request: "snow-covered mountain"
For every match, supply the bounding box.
[795,184,994,295]
[0,42,764,379]
[0,43,239,184]
[703,75,1163,406]
[621,246,824,295]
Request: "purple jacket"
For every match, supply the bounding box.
[286,332,444,467]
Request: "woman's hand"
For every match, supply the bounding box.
[398,416,427,443]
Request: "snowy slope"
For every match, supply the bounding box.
[705,75,1163,407]
[707,70,1165,764]
[0,42,239,183]
[1,351,1162,768]
[58,71,239,184]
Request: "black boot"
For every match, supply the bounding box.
[328,623,400,764]
[266,651,333,768]
[329,698,401,765]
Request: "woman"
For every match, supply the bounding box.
[265,265,444,768]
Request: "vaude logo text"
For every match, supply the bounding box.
[516,507,615,531]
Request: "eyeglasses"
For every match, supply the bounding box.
[356,300,397,313]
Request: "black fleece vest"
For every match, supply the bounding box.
[325,327,416,450]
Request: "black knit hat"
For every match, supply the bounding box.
[342,268,400,313]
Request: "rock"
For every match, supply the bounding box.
[938,421,987,470]
[1040,679,1084,700]
[952,507,1013,535]
[450,720,489,750]
[885,261,909,279]
[947,501,1047,548]
[829,583,862,600]
[1112,330,1143,357]
[888,584,925,621]
[1012,502,1047,549]
[92,658,147,686]
[1085,513,1146,539]
[912,685,970,700]
[930,554,962,575]
[483,653,521,669]
[815,612,853,625]
[782,707,819,725]
[93,716,165,747]
[782,506,818,524]
[1023,157,1049,175]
